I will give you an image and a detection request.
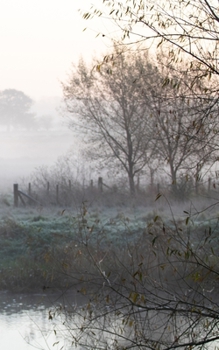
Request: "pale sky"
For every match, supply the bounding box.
[0,0,113,100]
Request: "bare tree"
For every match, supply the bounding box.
[145,59,219,196]
[62,47,159,194]
[80,1,219,193]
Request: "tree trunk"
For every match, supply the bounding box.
[128,173,135,195]
[170,162,178,196]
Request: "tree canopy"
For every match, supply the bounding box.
[63,48,161,194]
[79,0,219,194]
[0,89,35,130]
[63,45,219,195]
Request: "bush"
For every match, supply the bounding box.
[48,203,219,349]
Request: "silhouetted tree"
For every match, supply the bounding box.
[146,56,219,196]
[63,46,219,196]
[63,47,159,194]
[0,89,35,131]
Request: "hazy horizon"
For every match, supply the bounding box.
[0,0,113,189]
[0,0,112,100]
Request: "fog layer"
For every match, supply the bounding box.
[0,96,75,190]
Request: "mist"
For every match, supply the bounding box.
[0,95,75,191]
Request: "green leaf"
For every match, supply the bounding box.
[185,250,190,259]
[155,193,162,201]
[129,292,139,303]
[96,64,102,72]
[133,270,139,278]
[211,247,215,255]
[154,215,159,222]
[152,236,158,246]
[157,39,163,48]
[129,320,134,327]
[139,271,143,281]
[53,342,60,347]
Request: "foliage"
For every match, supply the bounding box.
[0,89,35,130]
[27,153,98,206]
[83,0,219,79]
[144,54,219,195]
[2,201,219,348]
[33,1,219,347]
[0,213,74,291]
[49,202,219,349]
[63,46,219,197]
[0,206,150,291]
[63,46,160,194]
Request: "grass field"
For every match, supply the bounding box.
[0,190,218,292]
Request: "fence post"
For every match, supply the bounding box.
[47,181,50,195]
[56,184,59,205]
[28,183,32,205]
[208,177,211,192]
[150,168,154,187]
[195,180,199,195]
[136,176,140,193]
[98,177,103,192]
[14,184,19,207]
[28,183,31,196]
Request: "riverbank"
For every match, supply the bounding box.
[1,195,219,350]
[0,194,218,292]
[0,203,150,292]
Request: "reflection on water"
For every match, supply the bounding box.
[0,291,78,350]
[1,291,219,350]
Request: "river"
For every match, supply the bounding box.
[1,291,219,350]
[0,290,80,350]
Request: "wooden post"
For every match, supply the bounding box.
[28,183,31,196]
[98,177,103,192]
[90,179,93,188]
[14,184,19,207]
[137,176,140,192]
[150,168,154,187]
[28,183,32,205]
[208,177,211,192]
[195,180,199,195]
[68,180,72,205]
[47,181,50,195]
[56,184,59,205]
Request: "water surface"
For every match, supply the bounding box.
[0,291,78,350]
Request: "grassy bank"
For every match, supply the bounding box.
[0,203,150,291]
[0,192,218,292]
